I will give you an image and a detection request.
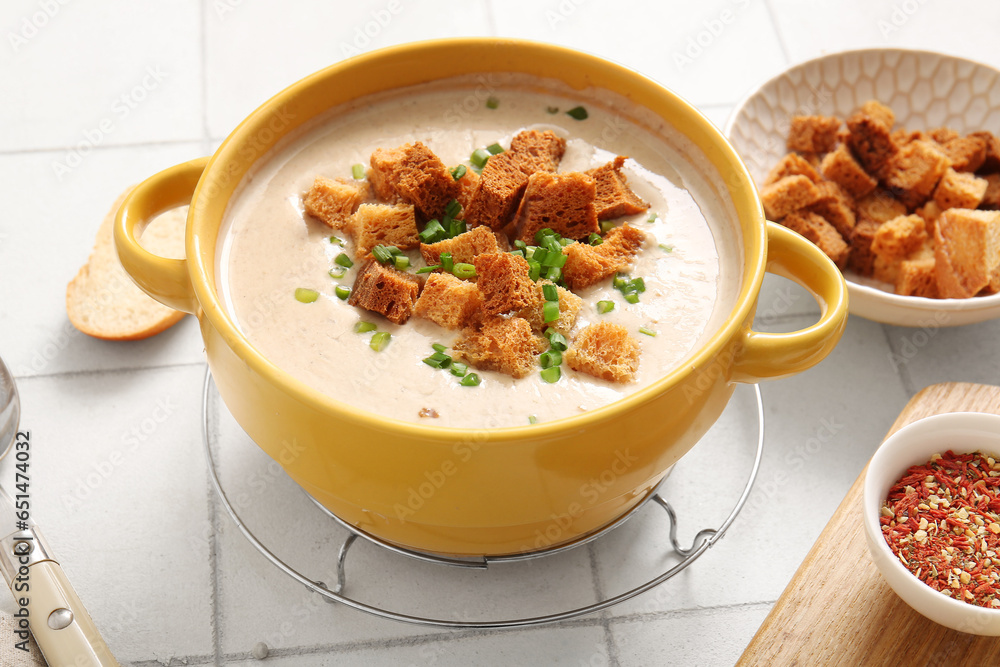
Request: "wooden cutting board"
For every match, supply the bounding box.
[738,382,1000,665]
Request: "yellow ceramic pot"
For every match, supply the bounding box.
[114,39,847,557]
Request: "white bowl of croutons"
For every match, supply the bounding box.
[726,48,1000,327]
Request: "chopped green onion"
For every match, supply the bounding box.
[639,326,657,337]
[588,232,604,246]
[541,283,559,302]
[534,228,556,244]
[394,255,410,270]
[372,245,394,264]
[613,273,628,290]
[451,164,467,180]
[509,249,525,259]
[597,300,615,314]
[540,349,562,368]
[450,362,468,377]
[631,277,646,293]
[647,212,658,223]
[659,243,674,253]
[335,253,354,269]
[566,106,588,120]
[527,261,541,282]
[351,163,365,180]
[448,217,467,238]
[422,351,452,369]
[624,292,640,304]
[440,252,454,273]
[544,267,562,282]
[471,148,491,168]
[600,220,616,233]
[543,253,567,268]
[486,96,499,109]
[294,288,319,303]
[432,343,448,353]
[460,373,481,387]
[540,366,561,383]
[543,300,560,323]
[329,235,345,246]
[528,414,538,424]
[546,106,559,114]
[329,266,347,279]
[370,331,391,352]
[452,263,477,280]
[416,265,440,274]
[514,239,527,251]
[445,198,462,219]
[531,247,549,265]
[486,142,504,155]
[354,321,377,333]
[548,331,568,351]
[420,219,447,244]
[559,236,573,247]
[334,285,351,300]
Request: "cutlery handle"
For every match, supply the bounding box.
[25,560,119,667]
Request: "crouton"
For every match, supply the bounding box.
[587,156,650,219]
[764,152,822,186]
[856,189,907,225]
[787,115,842,154]
[303,176,368,230]
[892,129,928,146]
[847,219,881,277]
[473,252,535,316]
[513,171,599,243]
[896,255,938,298]
[452,316,544,379]
[420,226,499,266]
[981,174,1000,210]
[351,203,420,258]
[507,129,567,176]
[846,107,897,177]
[368,142,461,219]
[455,168,480,210]
[564,321,640,384]
[516,280,582,335]
[562,224,646,290]
[412,273,482,330]
[883,140,950,209]
[464,152,529,230]
[871,214,927,262]
[781,211,849,268]
[933,168,988,210]
[934,208,1000,298]
[970,131,1000,173]
[915,200,943,237]
[808,180,856,238]
[860,100,895,129]
[940,136,987,173]
[347,259,421,324]
[929,127,959,144]
[760,175,823,220]
[820,145,878,199]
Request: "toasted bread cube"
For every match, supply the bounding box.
[981,174,1000,210]
[455,168,480,210]
[413,273,482,330]
[562,224,646,290]
[507,129,567,176]
[420,226,500,267]
[934,209,1000,298]
[473,252,535,316]
[368,142,461,219]
[933,168,988,210]
[464,152,529,230]
[587,156,650,220]
[764,152,822,186]
[820,145,878,199]
[856,189,907,225]
[347,259,421,324]
[883,140,950,209]
[915,200,943,237]
[860,100,895,129]
[896,255,938,298]
[940,136,987,173]
[564,321,640,384]
[929,127,959,144]
[808,180,856,238]
[891,129,928,146]
[352,203,420,258]
[846,107,898,177]
[452,317,544,379]
[970,131,1000,173]
[516,280,582,335]
[760,175,822,220]
[847,219,880,277]
[782,211,849,268]
[871,214,927,263]
[513,171,598,243]
[303,176,368,230]
[787,115,842,154]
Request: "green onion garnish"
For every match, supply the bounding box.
[659,244,674,253]
[445,198,462,219]
[647,212,658,223]
[543,300,560,323]
[451,164,467,180]
[532,247,549,265]
[546,106,559,114]
[486,96,499,109]
[527,261,541,282]
[452,263,477,280]
[440,252,454,273]
[548,331,568,351]
[588,232,604,246]
[544,253,567,269]
[470,148,491,168]
[534,228,555,244]
[450,362,468,377]
[639,326,657,337]
[335,253,354,268]
[528,414,538,424]
[509,249,525,259]
[514,239,527,251]
[354,321,377,333]
[540,349,562,369]
[566,106,588,120]
[613,273,628,290]
[540,366,561,383]
[542,283,559,302]
[422,352,452,369]
[372,245,394,264]
[329,235,345,246]
[486,142,504,155]
[329,266,347,279]
[448,217,466,238]
[394,255,410,271]
[432,343,447,353]
[416,265,440,274]
[600,220,615,233]
[294,288,319,303]
[335,285,351,300]
[544,267,562,282]
[420,219,447,244]
[624,293,640,304]
[460,373,481,387]
[597,300,615,314]
[630,277,646,293]
[370,331,391,352]
[351,163,365,180]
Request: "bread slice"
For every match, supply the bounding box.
[473,252,536,316]
[781,211,849,268]
[564,321,640,383]
[882,140,950,209]
[764,152,822,186]
[820,144,878,199]
[933,168,988,210]
[66,188,186,340]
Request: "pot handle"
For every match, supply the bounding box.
[113,158,208,315]
[731,221,848,383]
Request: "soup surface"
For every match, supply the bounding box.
[218,74,741,428]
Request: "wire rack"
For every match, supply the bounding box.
[201,369,764,629]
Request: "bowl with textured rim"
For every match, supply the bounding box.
[863,411,1000,635]
[726,48,1000,328]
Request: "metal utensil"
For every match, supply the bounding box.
[0,355,119,666]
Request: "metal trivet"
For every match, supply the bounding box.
[201,369,764,629]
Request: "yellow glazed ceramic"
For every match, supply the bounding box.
[114,39,848,557]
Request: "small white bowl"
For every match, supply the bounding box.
[726,48,1000,327]
[863,411,1000,635]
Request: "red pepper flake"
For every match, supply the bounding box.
[881,450,1000,609]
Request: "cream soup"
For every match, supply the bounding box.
[218,74,740,428]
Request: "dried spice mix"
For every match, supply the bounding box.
[881,450,1000,608]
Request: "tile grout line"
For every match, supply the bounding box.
[586,542,621,667]
[880,322,917,396]
[761,0,792,64]
[0,137,202,158]
[13,359,208,382]
[204,366,225,665]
